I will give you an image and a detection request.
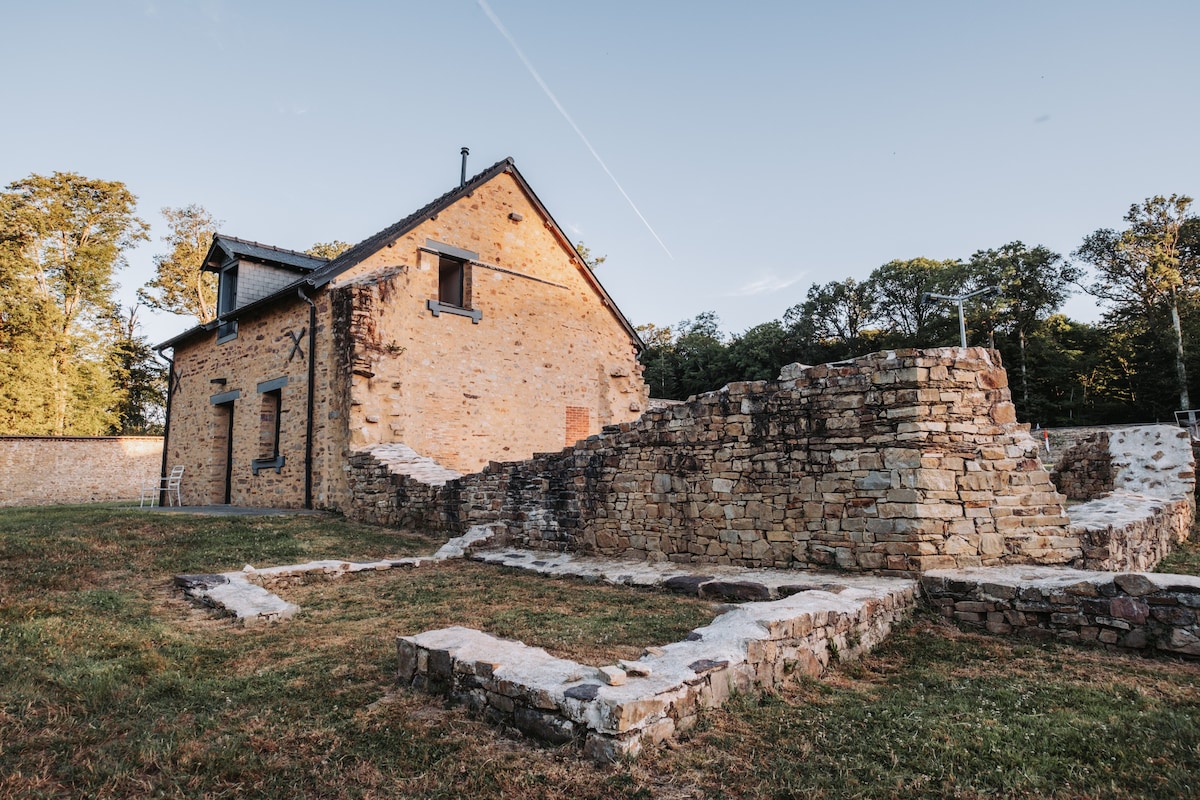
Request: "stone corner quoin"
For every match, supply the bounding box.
[347,346,1193,576]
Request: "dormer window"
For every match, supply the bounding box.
[217,265,238,341]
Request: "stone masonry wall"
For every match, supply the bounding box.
[1051,431,1113,500]
[398,579,917,761]
[1061,425,1195,572]
[331,170,648,477]
[350,348,1084,575]
[922,566,1200,658]
[0,436,163,507]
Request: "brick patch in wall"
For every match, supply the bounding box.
[565,405,590,447]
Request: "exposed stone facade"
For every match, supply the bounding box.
[161,160,646,510]
[349,347,1094,575]
[0,436,163,507]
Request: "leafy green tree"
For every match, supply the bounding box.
[727,320,800,382]
[966,242,1078,411]
[1076,194,1198,411]
[868,258,965,346]
[139,204,220,322]
[637,313,736,400]
[0,172,148,434]
[784,277,879,362]
[306,240,352,259]
[108,305,166,434]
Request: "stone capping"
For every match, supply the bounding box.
[921,566,1200,657]
[398,572,918,762]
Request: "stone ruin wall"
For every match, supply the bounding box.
[1051,431,1114,500]
[348,347,1101,575]
[1052,425,1195,572]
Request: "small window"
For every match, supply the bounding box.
[438,255,465,308]
[258,389,281,461]
[251,378,286,474]
[217,265,239,340]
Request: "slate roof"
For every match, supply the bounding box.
[157,157,643,351]
[202,235,329,273]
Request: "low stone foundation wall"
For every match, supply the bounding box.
[0,435,163,507]
[1070,494,1193,572]
[398,578,918,761]
[922,566,1200,657]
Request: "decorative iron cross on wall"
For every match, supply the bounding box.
[287,328,307,362]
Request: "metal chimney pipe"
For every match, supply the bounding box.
[460,147,469,187]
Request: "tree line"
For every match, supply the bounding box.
[0,171,351,436]
[639,195,1200,428]
[1,168,1195,434]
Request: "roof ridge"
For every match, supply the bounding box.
[302,157,516,288]
[216,233,331,262]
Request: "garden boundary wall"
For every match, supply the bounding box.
[0,436,163,507]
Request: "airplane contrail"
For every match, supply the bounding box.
[477,0,674,260]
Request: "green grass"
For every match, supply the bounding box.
[1157,535,1200,575]
[1,505,1199,799]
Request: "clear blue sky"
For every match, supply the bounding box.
[3,1,1197,346]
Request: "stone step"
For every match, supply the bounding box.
[359,443,462,486]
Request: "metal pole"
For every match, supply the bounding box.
[957,299,966,348]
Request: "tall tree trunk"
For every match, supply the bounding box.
[1171,294,1191,410]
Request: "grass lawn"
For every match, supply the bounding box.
[1,506,1198,799]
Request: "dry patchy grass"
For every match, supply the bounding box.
[2,506,1199,799]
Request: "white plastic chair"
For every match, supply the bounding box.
[141,466,184,508]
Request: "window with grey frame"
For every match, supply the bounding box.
[251,377,287,474]
[438,254,466,308]
[424,239,482,323]
[217,265,238,341]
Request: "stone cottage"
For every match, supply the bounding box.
[156,158,648,509]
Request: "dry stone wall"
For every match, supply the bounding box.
[922,566,1200,657]
[1056,425,1195,572]
[349,348,1087,575]
[1051,431,1113,500]
[398,577,917,761]
[0,436,163,507]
